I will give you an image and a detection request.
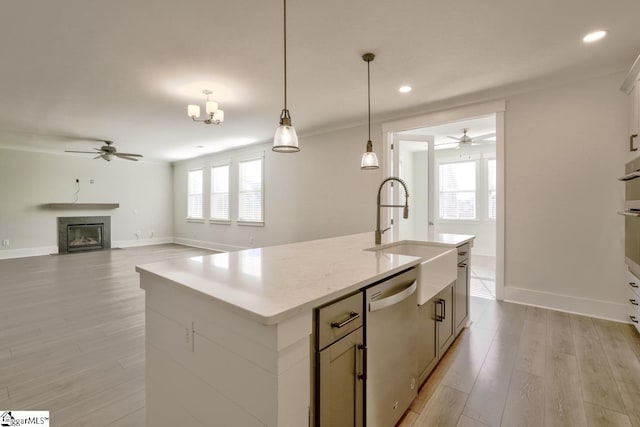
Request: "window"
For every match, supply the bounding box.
[439,161,476,220]
[187,169,204,219]
[488,158,497,220]
[238,158,263,223]
[210,164,230,221]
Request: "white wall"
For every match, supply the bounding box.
[0,149,174,257]
[504,71,628,319]
[172,125,383,250]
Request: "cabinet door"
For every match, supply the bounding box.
[455,262,469,335]
[318,328,364,427]
[437,283,455,356]
[417,299,438,386]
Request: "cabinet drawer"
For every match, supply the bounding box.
[457,243,470,263]
[317,292,363,350]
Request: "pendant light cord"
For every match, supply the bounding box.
[283,0,288,111]
[367,58,371,141]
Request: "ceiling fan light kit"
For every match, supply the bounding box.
[447,128,496,148]
[272,0,300,153]
[188,90,225,125]
[360,52,380,170]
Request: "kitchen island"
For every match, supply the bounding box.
[136,232,473,427]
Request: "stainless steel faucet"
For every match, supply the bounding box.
[375,177,409,244]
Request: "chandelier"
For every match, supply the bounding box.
[187,90,225,125]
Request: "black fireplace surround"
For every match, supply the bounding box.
[57,216,111,254]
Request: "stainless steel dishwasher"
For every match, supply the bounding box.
[365,268,418,427]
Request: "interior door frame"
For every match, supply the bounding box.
[391,134,435,236]
[382,100,506,301]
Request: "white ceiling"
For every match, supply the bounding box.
[1,0,638,162]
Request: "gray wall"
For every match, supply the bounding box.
[0,149,174,257]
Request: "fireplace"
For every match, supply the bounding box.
[57,216,111,254]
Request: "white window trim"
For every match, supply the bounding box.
[187,168,205,221]
[237,152,265,225]
[487,157,497,222]
[210,161,231,223]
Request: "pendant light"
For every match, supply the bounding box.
[272,0,299,153]
[361,53,379,170]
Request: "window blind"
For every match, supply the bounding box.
[211,164,230,221]
[238,159,263,222]
[439,161,476,220]
[187,169,204,219]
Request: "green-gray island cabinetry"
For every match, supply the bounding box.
[136,232,473,427]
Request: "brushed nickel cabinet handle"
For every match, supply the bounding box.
[631,299,639,306]
[631,134,638,152]
[631,315,639,324]
[331,312,360,328]
[459,251,467,256]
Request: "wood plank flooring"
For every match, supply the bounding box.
[2,246,640,426]
[400,297,640,427]
[0,245,215,426]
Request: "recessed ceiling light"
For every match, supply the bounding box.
[583,30,607,43]
[195,145,205,148]
[399,86,412,93]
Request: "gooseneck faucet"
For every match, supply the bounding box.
[375,177,409,244]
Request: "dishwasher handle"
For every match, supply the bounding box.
[369,281,417,312]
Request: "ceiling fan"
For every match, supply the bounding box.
[65,140,143,162]
[447,128,496,146]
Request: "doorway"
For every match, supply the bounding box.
[385,108,503,300]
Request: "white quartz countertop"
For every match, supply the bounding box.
[136,232,474,325]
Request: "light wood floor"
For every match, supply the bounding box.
[400,297,640,427]
[0,244,215,426]
[2,245,640,426]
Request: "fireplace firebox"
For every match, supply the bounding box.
[57,216,111,254]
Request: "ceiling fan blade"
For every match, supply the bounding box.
[115,152,143,157]
[447,136,462,141]
[65,150,97,154]
[116,155,139,161]
[471,133,496,141]
[93,154,103,159]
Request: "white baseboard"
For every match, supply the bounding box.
[0,245,59,260]
[113,237,174,248]
[0,238,179,260]
[173,237,247,253]
[504,286,629,323]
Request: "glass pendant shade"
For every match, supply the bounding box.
[360,140,379,169]
[273,109,299,152]
[273,122,299,152]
